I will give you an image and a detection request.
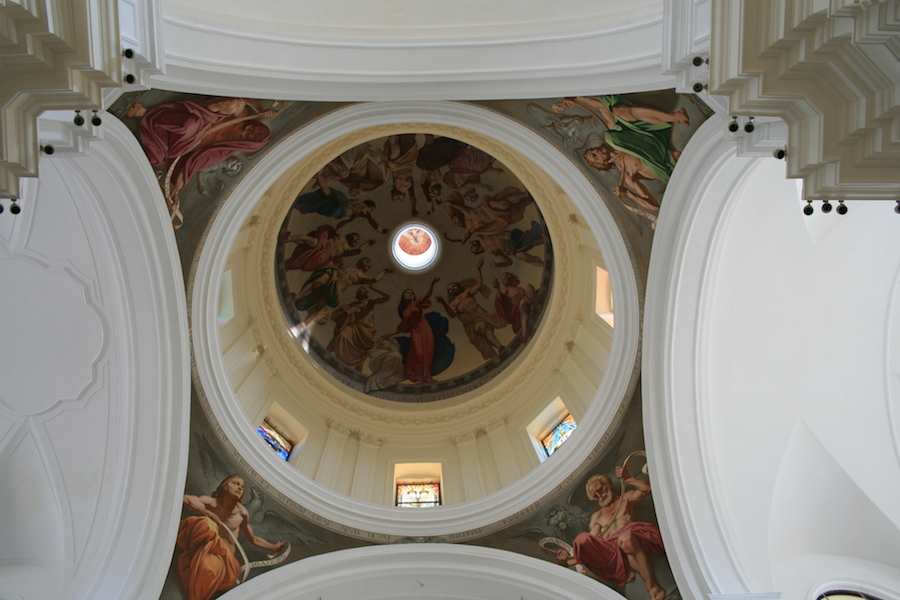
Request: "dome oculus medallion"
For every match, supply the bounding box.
[275,133,553,402]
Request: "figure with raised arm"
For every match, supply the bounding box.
[381,277,441,383]
[327,286,391,371]
[555,466,667,600]
[291,172,389,234]
[469,220,545,268]
[284,220,375,272]
[443,188,531,245]
[552,95,688,210]
[293,258,392,326]
[178,475,286,600]
[493,272,537,342]
[437,259,507,359]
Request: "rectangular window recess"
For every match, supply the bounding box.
[257,418,294,460]
[394,462,442,507]
[595,266,614,327]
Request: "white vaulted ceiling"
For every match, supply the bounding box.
[163,0,661,39]
[0,119,189,600]
[156,0,672,99]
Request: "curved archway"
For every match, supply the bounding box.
[0,118,190,600]
[217,543,619,600]
[644,115,900,598]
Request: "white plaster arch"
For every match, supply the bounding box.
[216,543,618,600]
[645,115,900,600]
[0,117,190,600]
[192,100,639,538]
[156,3,672,100]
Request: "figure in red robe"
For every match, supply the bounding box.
[382,277,441,383]
[556,467,667,600]
[125,98,276,227]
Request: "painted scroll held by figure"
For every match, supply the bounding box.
[126,97,279,228]
[555,464,667,600]
[552,95,689,215]
[179,475,287,600]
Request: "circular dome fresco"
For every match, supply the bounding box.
[275,133,553,403]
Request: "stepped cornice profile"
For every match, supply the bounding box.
[711,0,900,200]
[0,0,120,198]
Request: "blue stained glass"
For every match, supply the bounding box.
[257,421,293,460]
[542,413,577,456]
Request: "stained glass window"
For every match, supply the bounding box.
[541,413,577,456]
[257,419,294,460]
[396,482,441,508]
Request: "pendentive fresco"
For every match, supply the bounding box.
[109,89,711,600]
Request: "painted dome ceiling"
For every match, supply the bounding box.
[274,133,552,402]
[100,84,714,600]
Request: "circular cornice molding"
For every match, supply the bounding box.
[255,122,567,420]
[217,543,619,600]
[191,101,639,538]
[164,1,664,43]
[269,131,555,404]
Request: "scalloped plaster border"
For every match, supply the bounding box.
[191,101,639,539]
